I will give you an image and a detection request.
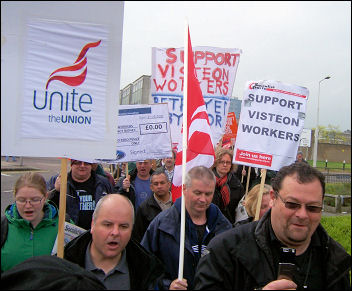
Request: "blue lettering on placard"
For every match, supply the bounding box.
[33,89,92,112]
[32,89,93,126]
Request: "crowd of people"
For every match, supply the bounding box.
[1,150,350,290]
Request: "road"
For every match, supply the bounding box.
[1,157,62,215]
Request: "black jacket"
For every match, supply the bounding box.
[132,194,172,243]
[211,169,245,224]
[64,230,164,290]
[194,210,351,290]
[47,171,113,226]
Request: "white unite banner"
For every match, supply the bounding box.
[21,19,108,140]
[1,2,124,159]
[151,46,242,147]
[233,80,309,171]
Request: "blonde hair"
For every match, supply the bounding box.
[244,184,272,217]
[13,172,47,197]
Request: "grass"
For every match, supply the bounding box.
[307,160,351,172]
[324,183,351,207]
[320,215,351,255]
[325,183,351,196]
[321,215,352,283]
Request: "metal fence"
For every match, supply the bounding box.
[323,173,351,184]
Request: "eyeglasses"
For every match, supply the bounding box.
[275,191,322,213]
[219,161,232,166]
[72,161,91,166]
[16,197,44,206]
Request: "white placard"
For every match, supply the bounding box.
[95,104,172,163]
[299,128,312,147]
[151,46,242,147]
[233,80,309,171]
[51,222,85,255]
[21,19,108,140]
[1,1,124,159]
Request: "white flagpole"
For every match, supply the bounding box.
[178,18,188,280]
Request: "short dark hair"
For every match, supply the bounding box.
[271,162,325,197]
[151,168,170,182]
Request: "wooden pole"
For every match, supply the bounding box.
[245,166,251,195]
[125,163,129,192]
[254,169,266,221]
[57,158,68,258]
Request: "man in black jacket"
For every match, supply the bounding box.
[194,162,351,290]
[132,169,173,242]
[47,159,113,229]
[64,194,164,290]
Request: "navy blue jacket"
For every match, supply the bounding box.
[141,198,231,290]
[47,171,113,227]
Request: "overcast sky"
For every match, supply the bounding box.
[120,1,351,131]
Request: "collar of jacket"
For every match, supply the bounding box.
[128,167,155,182]
[5,200,58,228]
[64,230,164,289]
[254,209,351,289]
[67,170,96,186]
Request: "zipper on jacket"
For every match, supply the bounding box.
[30,227,34,240]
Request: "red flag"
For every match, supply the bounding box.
[171,28,215,202]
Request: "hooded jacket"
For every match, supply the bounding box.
[64,230,164,290]
[194,209,351,290]
[1,201,59,272]
[141,198,232,290]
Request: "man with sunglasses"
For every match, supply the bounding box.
[47,159,113,229]
[194,162,351,290]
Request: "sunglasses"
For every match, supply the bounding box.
[275,191,323,213]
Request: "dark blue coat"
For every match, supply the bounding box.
[47,171,113,227]
[141,198,231,290]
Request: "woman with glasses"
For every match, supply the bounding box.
[1,172,59,272]
[211,148,245,224]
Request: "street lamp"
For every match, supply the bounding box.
[312,76,331,167]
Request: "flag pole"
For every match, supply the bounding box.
[178,18,188,280]
[254,169,266,221]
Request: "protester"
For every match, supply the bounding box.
[132,169,173,242]
[296,150,308,163]
[1,172,59,272]
[233,164,257,190]
[234,184,272,226]
[211,148,245,224]
[113,163,126,181]
[157,149,176,184]
[64,194,164,290]
[141,166,232,290]
[194,162,351,290]
[251,168,277,188]
[47,159,113,230]
[91,163,115,187]
[5,156,16,162]
[115,160,154,212]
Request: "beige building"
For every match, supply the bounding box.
[119,75,151,105]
